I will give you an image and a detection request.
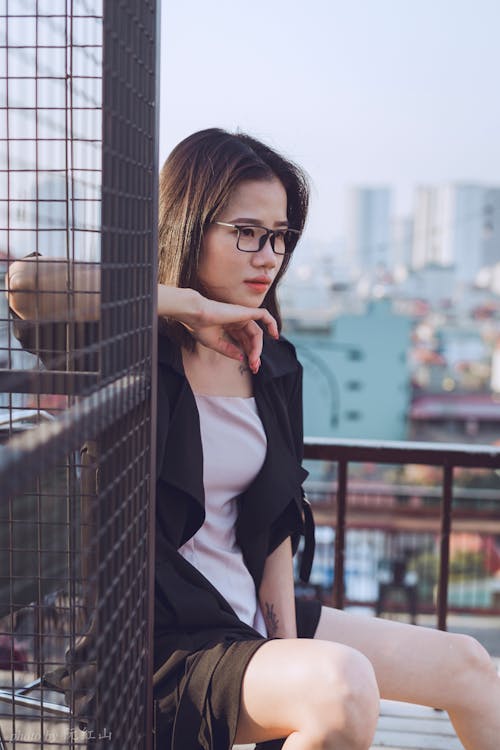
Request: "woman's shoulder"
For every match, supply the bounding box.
[157,330,183,371]
[260,332,301,380]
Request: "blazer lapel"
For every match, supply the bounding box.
[158,380,205,513]
[157,337,206,541]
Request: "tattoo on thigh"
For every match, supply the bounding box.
[264,602,279,637]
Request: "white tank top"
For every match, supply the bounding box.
[178,393,268,637]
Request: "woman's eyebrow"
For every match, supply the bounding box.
[230,217,290,227]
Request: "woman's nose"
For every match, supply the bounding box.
[253,237,278,267]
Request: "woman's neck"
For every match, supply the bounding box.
[181,343,254,397]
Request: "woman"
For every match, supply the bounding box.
[8,128,500,750]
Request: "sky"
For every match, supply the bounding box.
[159,0,500,244]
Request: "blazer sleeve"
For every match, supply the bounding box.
[285,358,306,464]
[10,312,99,372]
[265,350,315,582]
[267,359,308,556]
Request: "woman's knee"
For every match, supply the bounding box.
[306,643,380,747]
[236,640,379,747]
[449,634,497,691]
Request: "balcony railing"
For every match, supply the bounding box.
[303,437,500,631]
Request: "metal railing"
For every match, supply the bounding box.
[303,437,500,630]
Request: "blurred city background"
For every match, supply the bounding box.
[160,0,500,645]
[1,6,499,739]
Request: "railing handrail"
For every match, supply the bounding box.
[0,374,148,497]
[305,478,500,501]
[302,436,500,629]
[304,436,500,468]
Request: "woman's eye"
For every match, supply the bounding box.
[240,226,255,238]
[275,230,286,240]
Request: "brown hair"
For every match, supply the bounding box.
[158,128,309,345]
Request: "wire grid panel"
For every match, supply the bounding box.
[0,1,159,748]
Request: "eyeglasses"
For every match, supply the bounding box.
[212,221,300,255]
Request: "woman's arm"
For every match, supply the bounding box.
[161,286,279,373]
[258,537,297,639]
[6,257,101,321]
[6,257,279,372]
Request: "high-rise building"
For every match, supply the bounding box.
[483,188,500,269]
[454,185,490,282]
[347,187,392,272]
[412,184,500,281]
[412,185,454,270]
[391,216,413,269]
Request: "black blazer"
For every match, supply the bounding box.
[152,332,316,750]
[153,332,314,644]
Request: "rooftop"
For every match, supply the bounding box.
[411,392,500,420]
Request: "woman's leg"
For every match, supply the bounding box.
[234,638,379,749]
[315,606,500,750]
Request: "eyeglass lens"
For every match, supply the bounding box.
[237,226,295,254]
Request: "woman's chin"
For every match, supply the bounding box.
[223,291,266,308]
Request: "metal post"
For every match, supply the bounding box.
[333,459,348,609]
[437,465,453,631]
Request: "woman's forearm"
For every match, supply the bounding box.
[6,259,199,324]
[6,259,276,369]
[258,537,297,639]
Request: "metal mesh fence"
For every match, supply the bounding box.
[0,1,159,748]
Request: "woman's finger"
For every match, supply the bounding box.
[196,328,244,362]
[226,321,263,373]
[204,300,278,340]
[240,323,263,372]
[217,335,245,362]
[186,297,278,369]
[234,307,278,341]
[257,308,279,340]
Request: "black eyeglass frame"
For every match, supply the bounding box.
[212,221,301,255]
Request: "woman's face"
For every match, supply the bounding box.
[198,177,287,307]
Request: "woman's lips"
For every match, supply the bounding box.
[244,278,271,292]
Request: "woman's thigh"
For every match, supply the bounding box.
[314,605,480,708]
[234,637,379,746]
